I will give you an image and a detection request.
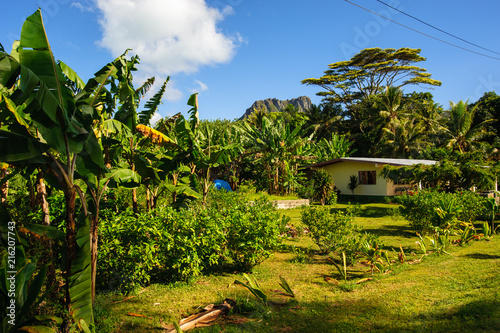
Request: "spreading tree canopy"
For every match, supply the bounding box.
[301,47,442,106]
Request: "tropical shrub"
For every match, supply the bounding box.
[97,192,287,293]
[300,206,380,264]
[398,190,487,234]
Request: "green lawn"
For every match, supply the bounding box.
[95,204,500,332]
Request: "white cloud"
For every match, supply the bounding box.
[164,82,184,102]
[71,2,95,12]
[95,0,239,76]
[150,112,162,126]
[194,80,208,92]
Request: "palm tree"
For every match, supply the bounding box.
[381,117,425,158]
[414,100,444,135]
[347,175,359,197]
[304,103,343,140]
[372,86,404,131]
[442,100,495,153]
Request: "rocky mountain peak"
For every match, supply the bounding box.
[240,96,312,119]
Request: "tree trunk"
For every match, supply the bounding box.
[172,172,178,204]
[36,170,56,296]
[146,186,151,212]
[1,166,8,204]
[90,213,99,303]
[28,175,36,211]
[64,186,77,309]
[132,188,138,215]
[36,170,51,225]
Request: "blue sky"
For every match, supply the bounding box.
[2,0,500,121]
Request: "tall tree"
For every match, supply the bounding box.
[381,117,425,158]
[303,103,343,140]
[442,100,495,153]
[301,47,441,106]
[470,91,500,146]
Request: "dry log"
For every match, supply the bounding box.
[161,299,235,332]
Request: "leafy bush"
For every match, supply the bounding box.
[300,206,379,264]
[97,191,287,293]
[398,190,487,234]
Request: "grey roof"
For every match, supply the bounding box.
[306,157,437,168]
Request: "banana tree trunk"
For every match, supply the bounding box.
[132,188,138,214]
[202,170,211,206]
[28,175,36,210]
[36,170,50,226]
[146,185,151,212]
[1,166,8,204]
[36,170,56,295]
[64,185,78,309]
[171,172,178,204]
[90,214,99,303]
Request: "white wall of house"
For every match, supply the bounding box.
[319,161,391,196]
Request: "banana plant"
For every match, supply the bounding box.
[0,10,107,329]
[238,114,311,195]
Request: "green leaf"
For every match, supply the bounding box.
[34,315,63,325]
[0,129,48,162]
[234,274,268,304]
[59,60,85,90]
[68,213,93,326]
[17,326,56,333]
[278,276,295,298]
[25,223,65,241]
[187,93,199,132]
[104,168,141,188]
[19,264,48,321]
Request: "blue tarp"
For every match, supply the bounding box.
[214,179,232,191]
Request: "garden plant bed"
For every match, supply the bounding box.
[272,199,310,209]
[94,204,500,332]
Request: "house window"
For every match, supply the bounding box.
[359,171,376,185]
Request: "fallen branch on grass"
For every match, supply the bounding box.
[160,299,235,332]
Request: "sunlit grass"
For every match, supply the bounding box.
[95,204,500,332]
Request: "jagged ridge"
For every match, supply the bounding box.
[240,96,312,119]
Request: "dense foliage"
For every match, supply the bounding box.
[97,191,288,293]
[398,190,487,234]
[300,205,379,264]
[311,168,337,205]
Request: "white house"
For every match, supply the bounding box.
[306,157,437,198]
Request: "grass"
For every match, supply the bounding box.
[95,203,500,332]
[235,185,300,201]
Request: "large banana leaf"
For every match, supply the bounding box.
[138,77,169,125]
[68,212,93,328]
[103,168,142,189]
[0,10,88,156]
[0,129,49,162]
[19,10,75,114]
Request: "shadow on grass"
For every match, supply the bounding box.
[331,205,400,218]
[462,253,500,260]
[363,224,415,238]
[209,297,500,333]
